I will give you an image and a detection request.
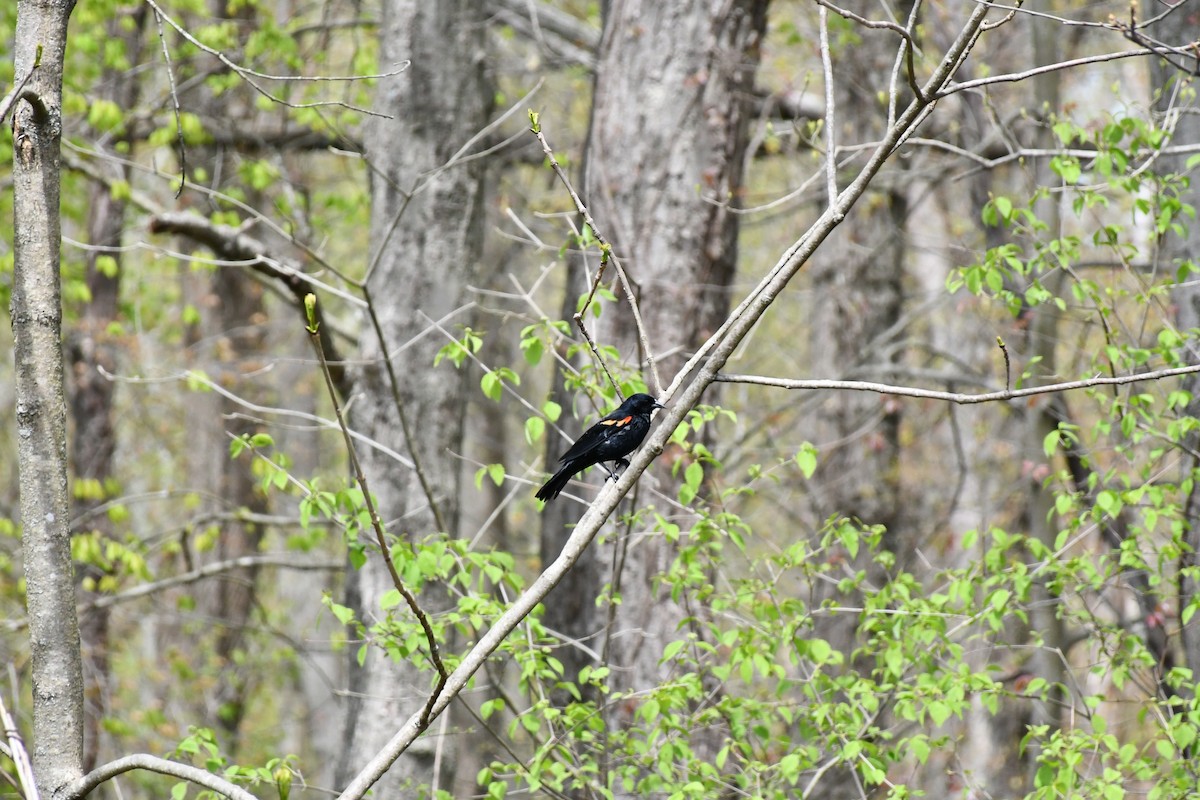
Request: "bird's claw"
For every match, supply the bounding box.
[604,458,632,481]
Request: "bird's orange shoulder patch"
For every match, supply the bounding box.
[600,415,634,427]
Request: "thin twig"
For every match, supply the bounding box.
[147,210,354,394]
[0,686,38,800]
[142,0,404,117]
[149,4,187,197]
[65,142,362,288]
[817,5,839,211]
[363,80,545,286]
[88,555,340,612]
[303,296,449,720]
[0,59,38,127]
[528,111,664,397]
[571,252,626,397]
[938,47,1147,96]
[714,362,1200,404]
[361,287,450,535]
[997,336,1011,391]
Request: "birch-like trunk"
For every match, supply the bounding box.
[12,0,83,795]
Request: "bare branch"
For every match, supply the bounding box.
[490,0,598,69]
[66,753,258,800]
[149,4,187,196]
[2,556,341,633]
[148,211,355,398]
[95,366,415,470]
[66,142,362,290]
[713,362,1200,404]
[87,555,341,612]
[939,48,1150,96]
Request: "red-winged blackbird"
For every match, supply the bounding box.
[535,393,665,503]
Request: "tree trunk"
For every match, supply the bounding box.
[541,0,767,794]
[335,1,491,793]
[12,0,83,795]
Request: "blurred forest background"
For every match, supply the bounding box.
[5,0,1200,798]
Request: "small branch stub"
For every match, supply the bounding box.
[997,336,1011,391]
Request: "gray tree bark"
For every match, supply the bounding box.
[11,0,83,795]
[335,1,491,793]
[541,0,767,793]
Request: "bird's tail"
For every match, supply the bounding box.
[535,463,575,502]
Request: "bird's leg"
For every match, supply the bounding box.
[603,458,631,481]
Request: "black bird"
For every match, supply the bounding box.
[535,393,665,503]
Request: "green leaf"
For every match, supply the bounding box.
[481,371,502,400]
[993,195,1013,222]
[520,336,543,365]
[487,463,505,487]
[1095,489,1122,518]
[524,416,545,444]
[480,368,518,402]
[927,700,952,727]
[794,443,818,479]
[329,603,355,624]
[662,639,686,662]
[95,254,119,278]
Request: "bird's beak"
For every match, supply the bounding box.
[654,401,666,410]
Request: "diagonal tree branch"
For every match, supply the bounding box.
[336,6,1000,798]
